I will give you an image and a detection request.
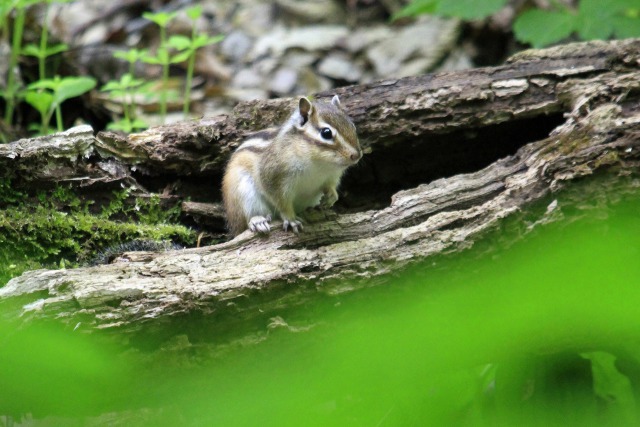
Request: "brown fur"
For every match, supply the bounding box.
[222,96,361,235]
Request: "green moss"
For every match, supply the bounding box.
[0,179,195,286]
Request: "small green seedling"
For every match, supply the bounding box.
[141,11,177,123]
[2,0,41,124]
[113,48,148,77]
[101,73,149,133]
[22,0,74,81]
[25,75,96,134]
[167,5,223,118]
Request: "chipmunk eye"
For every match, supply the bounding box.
[320,128,333,140]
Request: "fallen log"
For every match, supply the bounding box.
[1,39,639,332]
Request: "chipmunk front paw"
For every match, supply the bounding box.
[282,217,304,234]
[320,188,339,208]
[248,215,272,233]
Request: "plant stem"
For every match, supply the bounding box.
[183,52,195,118]
[55,104,62,132]
[42,109,49,135]
[128,60,135,77]
[39,0,51,81]
[122,90,130,126]
[183,24,198,118]
[159,26,167,123]
[161,56,168,123]
[5,6,26,124]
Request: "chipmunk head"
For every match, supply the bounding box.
[291,95,362,167]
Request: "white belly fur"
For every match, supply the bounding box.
[237,170,272,218]
[291,162,344,212]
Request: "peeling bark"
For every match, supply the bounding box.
[1,39,639,331]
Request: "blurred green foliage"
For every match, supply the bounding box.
[396,0,640,48]
[1,174,639,425]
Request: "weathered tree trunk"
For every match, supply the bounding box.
[1,39,639,332]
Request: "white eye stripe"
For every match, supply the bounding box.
[239,137,271,150]
[303,126,336,144]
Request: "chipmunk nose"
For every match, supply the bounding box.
[350,151,362,162]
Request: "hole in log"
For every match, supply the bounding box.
[339,112,566,211]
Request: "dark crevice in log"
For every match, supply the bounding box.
[343,112,565,209]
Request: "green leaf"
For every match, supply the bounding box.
[114,48,149,63]
[575,0,640,40]
[54,76,96,105]
[116,73,146,89]
[582,352,635,412]
[513,9,576,47]
[576,0,615,40]
[104,89,128,98]
[142,55,162,65]
[101,81,124,92]
[143,48,170,64]
[108,118,147,133]
[170,51,191,64]
[142,11,177,28]
[167,35,192,51]
[436,0,508,20]
[392,0,438,20]
[192,33,224,49]
[616,0,640,10]
[107,119,133,132]
[16,0,42,8]
[21,43,43,58]
[45,43,68,56]
[130,118,149,130]
[0,3,13,21]
[25,91,54,116]
[136,82,156,95]
[186,5,202,21]
[29,77,59,91]
[612,15,640,38]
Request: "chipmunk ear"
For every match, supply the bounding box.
[331,95,341,109]
[298,97,313,126]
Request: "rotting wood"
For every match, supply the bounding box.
[0,39,639,331]
[91,39,640,177]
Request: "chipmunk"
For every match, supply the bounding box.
[222,95,362,236]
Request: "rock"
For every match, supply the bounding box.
[343,25,393,53]
[275,0,344,23]
[395,58,435,78]
[233,4,276,37]
[297,68,333,94]
[195,49,233,81]
[436,48,474,72]
[220,30,253,62]
[269,67,298,94]
[281,51,318,69]
[366,17,460,78]
[253,57,279,76]
[250,25,350,59]
[232,68,264,89]
[224,87,269,102]
[317,52,363,82]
